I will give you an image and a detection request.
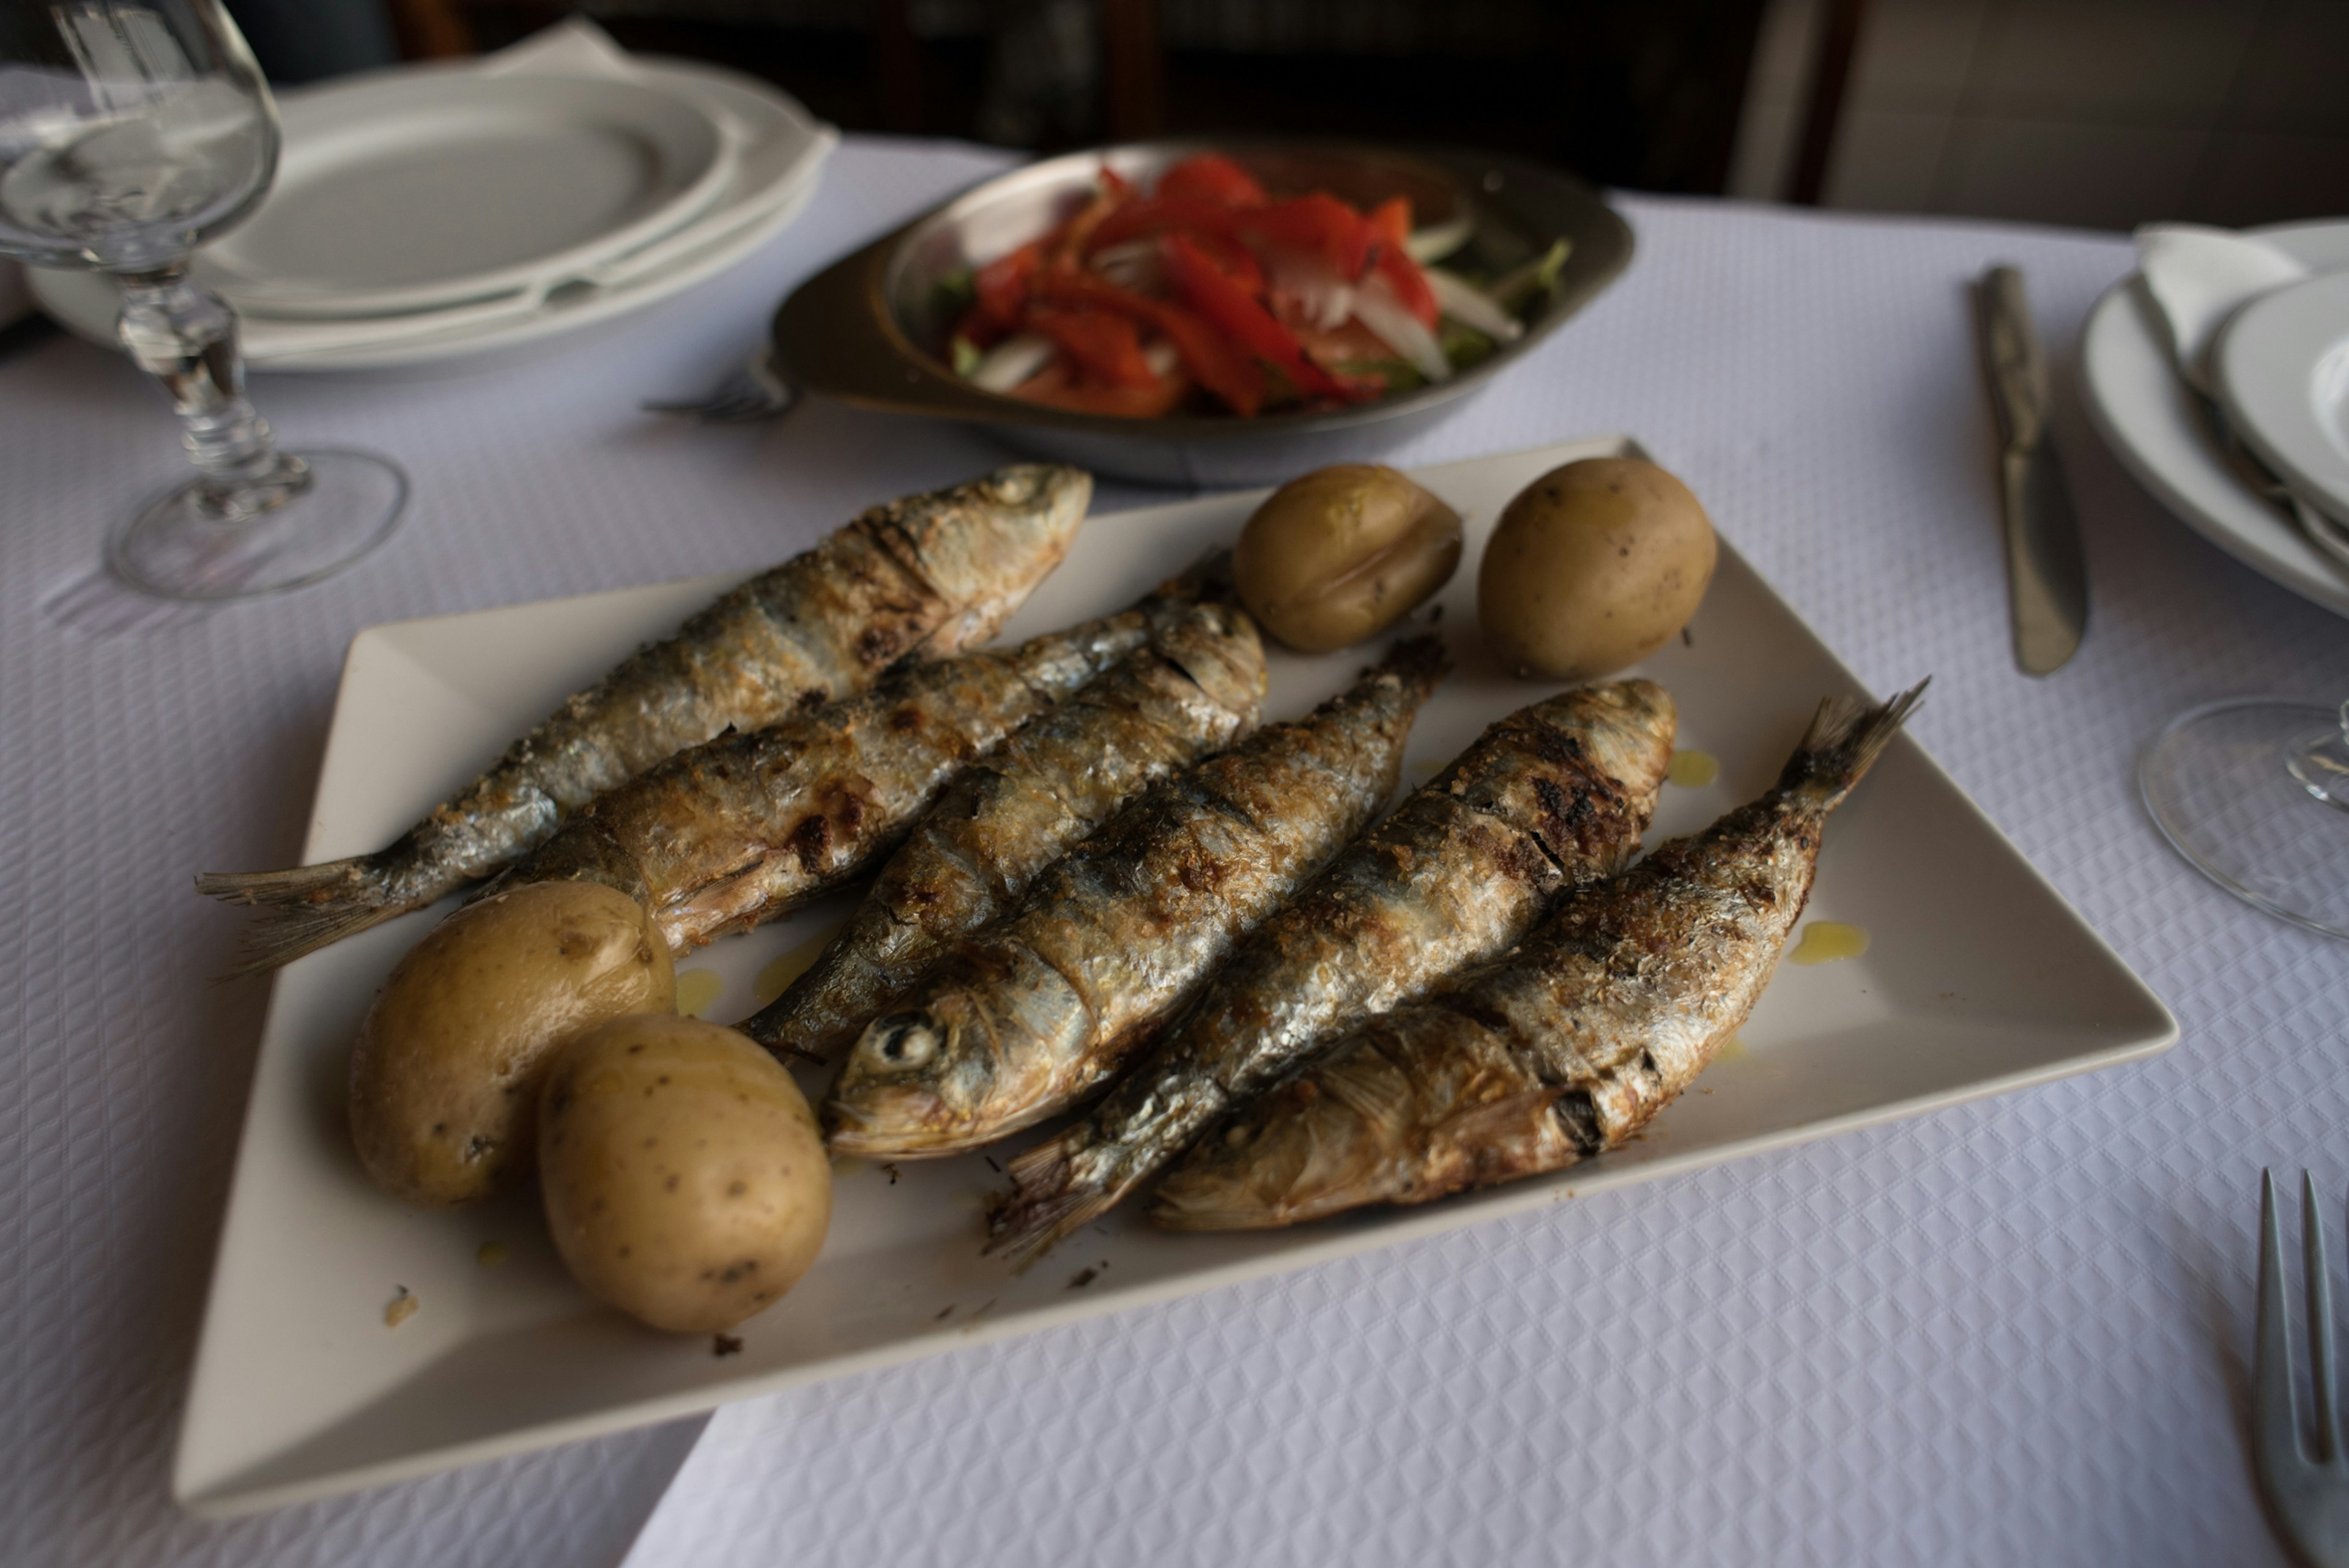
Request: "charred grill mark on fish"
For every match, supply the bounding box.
[823,637,1452,1161]
[1152,682,1925,1231]
[985,680,1678,1262]
[740,595,1268,1063]
[195,465,1093,971]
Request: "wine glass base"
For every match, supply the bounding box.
[108,449,407,602]
[2139,697,2349,940]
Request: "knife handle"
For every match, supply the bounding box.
[1976,264,2046,449]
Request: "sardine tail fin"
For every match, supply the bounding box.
[1781,679,1929,808]
[985,1133,1124,1268]
[193,858,407,974]
[1375,631,1453,697]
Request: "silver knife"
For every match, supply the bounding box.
[1975,264,2090,675]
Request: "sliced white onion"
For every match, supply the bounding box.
[1426,267,1524,343]
[1353,273,1453,383]
[968,332,1056,392]
[1267,250,1355,331]
[1090,239,1162,293]
[1405,215,1472,264]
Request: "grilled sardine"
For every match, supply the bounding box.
[502,573,1215,953]
[1154,683,1924,1230]
[990,680,1678,1260]
[826,637,1450,1159]
[743,597,1269,1062]
[198,465,1092,970]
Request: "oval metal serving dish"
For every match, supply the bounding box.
[773,139,1633,485]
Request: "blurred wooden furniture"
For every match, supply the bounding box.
[384,0,475,57]
[384,0,1810,199]
[1100,0,1165,140]
[1789,0,1868,205]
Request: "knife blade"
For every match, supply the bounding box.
[1975,264,2090,675]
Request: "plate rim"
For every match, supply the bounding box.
[170,435,2177,1517]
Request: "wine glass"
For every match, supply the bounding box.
[0,0,403,600]
[2140,697,2349,939]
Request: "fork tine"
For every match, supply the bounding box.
[2261,1169,2310,1473]
[2308,1171,2341,1462]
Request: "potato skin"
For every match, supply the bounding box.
[539,1016,831,1334]
[1477,457,1716,681]
[349,879,675,1209]
[1234,465,1463,652]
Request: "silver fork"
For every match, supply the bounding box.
[642,346,797,423]
[2257,1170,2349,1567]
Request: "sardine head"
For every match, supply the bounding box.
[823,999,998,1157]
[1149,1100,1347,1230]
[1152,1044,1430,1230]
[911,465,1094,656]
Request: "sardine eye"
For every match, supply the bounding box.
[867,1015,939,1070]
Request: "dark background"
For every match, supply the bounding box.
[224,0,2349,230]
[226,0,1781,198]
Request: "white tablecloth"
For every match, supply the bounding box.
[3,135,2342,1568]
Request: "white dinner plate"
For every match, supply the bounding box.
[2080,220,2349,619]
[206,70,735,319]
[2215,269,2349,520]
[173,437,2175,1517]
[30,57,834,371]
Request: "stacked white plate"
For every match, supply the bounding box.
[2082,220,2349,618]
[32,20,836,371]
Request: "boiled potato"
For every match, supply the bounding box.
[348,879,674,1209]
[539,1015,830,1334]
[1233,465,1462,652]
[1477,457,1716,681]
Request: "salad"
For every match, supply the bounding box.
[937,153,1568,420]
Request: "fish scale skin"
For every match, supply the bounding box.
[1154,685,1924,1230]
[196,465,1091,970]
[505,598,1181,952]
[744,602,1267,1062]
[825,637,1450,1159]
[988,680,1677,1260]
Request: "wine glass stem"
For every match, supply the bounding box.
[2286,698,2349,812]
[114,262,308,514]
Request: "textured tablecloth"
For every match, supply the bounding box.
[3,135,2343,1568]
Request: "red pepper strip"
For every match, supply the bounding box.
[1025,303,1157,388]
[975,240,1042,331]
[1240,194,1377,280]
[1184,229,1264,293]
[1032,270,1264,416]
[1156,153,1269,207]
[1367,196,1411,250]
[1087,195,1247,253]
[1162,232,1356,403]
[1146,303,1264,416]
[1373,243,1441,329]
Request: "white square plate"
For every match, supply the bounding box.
[176,436,2175,1515]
